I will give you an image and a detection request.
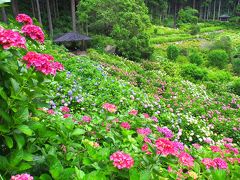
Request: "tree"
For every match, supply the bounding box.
[71,0,76,32]
[46,0,53,38]
[11,0,19,17]
[1,7,7,23]
[178,7,198,25]
[36,0,42,25]
[77,0,152,61]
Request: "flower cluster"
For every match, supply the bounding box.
[22,52,64,75]
[129,109,138,116]
[137,127,152,136]
[22,25,44,43]
[157,126,174,139]
[0,28,26,49]
[110,151,134,169]
[11,173,33,180]
[102,103,117,113]
[178,152,194,167]
[155,138,176,156]
[16,14,33,25]
[202,158,228,169]
[82,115,91,123]
[120,122,131,129]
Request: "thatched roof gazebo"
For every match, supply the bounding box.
[219,14,230,21]
[54,32,91,51]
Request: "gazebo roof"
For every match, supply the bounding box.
[54,32,91,43]
[219,14,230,18]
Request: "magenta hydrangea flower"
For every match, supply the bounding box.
[173,141,184,152]
[157,126,174,139]
[11,173,33,180]
[61,106,70,113]
[128,109,138,116]
[110,151,134,169]
[0,28,26,49]
[210,146,222,153]
[63,114,71,118]
[213,158,228,169]
[202,158,217,169]
[16,14,33,25]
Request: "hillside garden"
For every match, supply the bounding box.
[1,0,240,180]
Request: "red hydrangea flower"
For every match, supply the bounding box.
[102,103,117,113]
[137,127,152,136]
[120,122,131,129]
[0,28,26,49]
[21,25,44,43]
[63,114,71,118]
[11,173,33,180]
[82,115,91,123]
[155,138,176,156]
[178,152,194,167]
[16,14,33,25]
[110,151,134,169]
[129,109,138,116]
[141,143,152,155]
[22,52,64,75]
[202,158,217,169]
[213,158,228,169]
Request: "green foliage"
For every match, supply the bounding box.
[208,50,228,69]
[232,59,240,75]
[212,36,232,55]
[181,64,207,82]
[189,51,203,65]
[229,78,240,95]
[167,45,179,61]
[77,0,152,61]
[91,35,116,50]
[178,7,198,25]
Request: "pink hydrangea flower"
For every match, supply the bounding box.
[155,138,176,156]
[21,24,44,43]
[178,152,194,167]
[102,103,117,113]
[173,141,184,152]
[0,28,26,49]
[192,143,201,149]
[144,137,152,143]
[63,114,71,118]
[11,173,33,180]
[141,144,152,155]
[137,127,152,136]
[129,109,138,116]
[22,52,64,75]
[110,151,134,169]
[223,138,233,143]
[157,126,174,139]
[61,106,70,113]
[16,14,33,25]
[47,109,55,115]
[210,146,222,153]
[82,115,91,123]
[202,158,217,169]
[213,158,228,169]
[142,113,150,118]
[120,122,131,129]
[151,116,158,122]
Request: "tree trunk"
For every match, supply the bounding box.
[46,0,53,38]
[204,5,207,21]
[31,0,36,18]
[36,0,42,25]
[1,7,7,23]
[213,0,216,20]
[71,0,77,32]
[193,0,196,9]
[173,1,177,28]
[12,0,19,17]
[218,0,221,19]
[55,0,59,18]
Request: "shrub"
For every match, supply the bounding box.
[212,36,232,55]
[208,50,228,69]
[181,64,207,82]
[167,45,179,61]
[189,52,203,65]
[232,59,240,75]
[178,7,198,25]
[189,25,200,35]
[229,78,240,95]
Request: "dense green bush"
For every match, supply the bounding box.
[208,49,228,69]
[167,45,179,61]
[181,64,207,82]
[229,78,240,95]
[177,7,198,25]
[91,35,116,50]
[212,36,232,55]
[189,51,203,65]
[189,25,200,35]
[232,58,240,75]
